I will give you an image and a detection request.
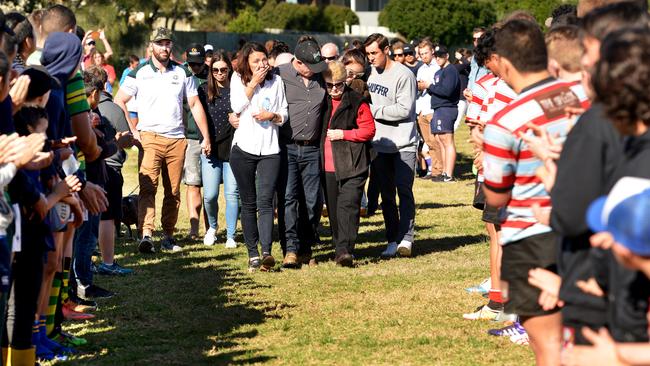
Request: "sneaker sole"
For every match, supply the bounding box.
[397,246,412,257]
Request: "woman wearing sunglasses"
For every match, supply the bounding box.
[320,61,375,267]
[198,51,240,249]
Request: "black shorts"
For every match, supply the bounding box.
[501,231,560,317]
[101,165,124,222]
[473,179,502,225]
[431,107,458,134]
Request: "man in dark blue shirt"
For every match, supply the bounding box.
[421,46,460,182]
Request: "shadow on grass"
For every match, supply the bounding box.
[416,202,469,210]
[66,243,286,365]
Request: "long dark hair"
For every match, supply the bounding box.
[236,42,272,87]
[207,51,232,102]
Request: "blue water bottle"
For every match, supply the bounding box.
[260,97,271,128]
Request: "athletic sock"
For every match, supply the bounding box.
[39,315,73,354]
[61,257,71,303]
[46,273,62,335]
[487,289,504,311]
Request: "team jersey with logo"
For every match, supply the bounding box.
[482,78,591,245]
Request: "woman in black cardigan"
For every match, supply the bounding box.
[199,52,239,248]
[320,61,376,267]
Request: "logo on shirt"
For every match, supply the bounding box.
[368,83,389,97]
[533,86,580,120]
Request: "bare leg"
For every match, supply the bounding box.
[38,232,64,315]
[521,313,562,366]
[99,220,115,265]
[186,185,203,238]
[440,133,456,177]
[487,223,501,291]
[434,134,446,175]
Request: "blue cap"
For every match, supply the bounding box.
[586,177,650,256]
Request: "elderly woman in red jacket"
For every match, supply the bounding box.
[320,61,375,267]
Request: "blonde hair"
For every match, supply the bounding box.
[323,60,346,82]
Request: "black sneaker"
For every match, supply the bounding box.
[248,257,261,272]
[138,236,155,254]
[68,294,98,311]
[431,173,448,182]
[443,175,455,182]
[335,253,354,268]
[161,237,181,252]
[79,284,114,300]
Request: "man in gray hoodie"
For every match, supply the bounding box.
[364,33,418,257]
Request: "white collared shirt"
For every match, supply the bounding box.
[121,59,197,138]
[230,72,288,156]
[415,61,440,116]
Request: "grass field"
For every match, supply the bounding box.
[62,128,534,365]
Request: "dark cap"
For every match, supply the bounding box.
[402,44,414,54]
[150,27,173,43]
[22,66,61,100]
[434,45,448,57]
[185,43,205,64]
[294,40,327,73]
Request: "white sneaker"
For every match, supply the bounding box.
[397,241,412,257]
[225,238,237,249]
[381,242,398,257]
[203,228,217,246]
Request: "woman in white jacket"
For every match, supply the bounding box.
[230,42,288,272]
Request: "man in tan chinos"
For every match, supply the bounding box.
[116,28,211,253]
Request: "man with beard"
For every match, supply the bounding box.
[115,28,211,253]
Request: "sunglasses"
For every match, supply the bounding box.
[323,56,338,61]
[346,69,364,79]
[212,67,229,74]
[87,41,96,46]
[393,53,404,57]
[326,81,345,90]
[403,51,414,56]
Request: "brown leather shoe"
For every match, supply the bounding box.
[282,252,299,268]
[260,255,275,272]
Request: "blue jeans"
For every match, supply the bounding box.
[201,155,239,239]
[371,151,416,244]
[73,214,100,287]
[283,144,322,255]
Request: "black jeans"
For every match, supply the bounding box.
[230,145,280,259]
[282,144,322,256]
[323,172,367,257]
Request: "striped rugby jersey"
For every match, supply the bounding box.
[482,78,590,245]
[479,77,517,124]
[466,73,496,124]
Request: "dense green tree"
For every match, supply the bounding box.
[487,0,577,26]
[227,6,265,33]
[379,0,496,45]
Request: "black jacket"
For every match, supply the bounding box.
[319,88,375,181]
[606,128,650,342]
[199,84,234,161]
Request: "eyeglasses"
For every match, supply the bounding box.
[326,81,345,90]
[212,67,229,74]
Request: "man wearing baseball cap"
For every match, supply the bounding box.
[275,36,327,268]
[115,27,211,253]
[182,43,210,241]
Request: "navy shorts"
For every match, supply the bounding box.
[431,107,458,134]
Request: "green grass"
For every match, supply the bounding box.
[62,127,534,365]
